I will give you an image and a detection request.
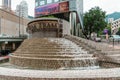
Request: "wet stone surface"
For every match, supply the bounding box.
[10,38,99,70]
[0,36,120,80]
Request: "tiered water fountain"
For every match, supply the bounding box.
[10,38,99,70]
[1,18,119,80]
[10,18,99,70]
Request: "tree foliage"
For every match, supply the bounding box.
[83,6,107,38]
[116,28,120,35]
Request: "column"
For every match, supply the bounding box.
[70,12,77,36]
[12,43,16,50]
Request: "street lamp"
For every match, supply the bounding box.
[19,5,21,37]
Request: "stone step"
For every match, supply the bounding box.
[107,54,120,59]
[10,38,97,69]
[18,47,81,49]
[14,51,86,55]
[102,51,120,55]
[64,35,115,51]
[19,45,80,47]
[10,55,98,69]
[12,54,93,58]
[17,49,82,52]
[11,55,97,60]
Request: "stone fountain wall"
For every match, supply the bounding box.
[2,35,120,80]
[0,67,120,80]
[27,18,70,38]
[64,35,120,68]
[10,38,98,69]
[0,77,120,80]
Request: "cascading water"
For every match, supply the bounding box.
[10,38,99,70]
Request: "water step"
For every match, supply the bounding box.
[10,38,98,69]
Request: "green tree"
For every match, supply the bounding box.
[116,27,120,35]
[83,6,107,39]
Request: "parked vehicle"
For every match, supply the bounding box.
[109,35,120,42]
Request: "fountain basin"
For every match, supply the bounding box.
[0,67,120,80]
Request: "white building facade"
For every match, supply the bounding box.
[2,0,11,11]
[0,9,29,37]
[108,18,114,24]
[15,0,28,18]
[111,18,120,34]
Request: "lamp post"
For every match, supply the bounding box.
[18,5,20,37]
[19,5,22,37]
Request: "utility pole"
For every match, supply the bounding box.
[19,5,21,37]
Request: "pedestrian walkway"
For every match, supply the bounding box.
[101,39,120,50]
[108,44,120,50]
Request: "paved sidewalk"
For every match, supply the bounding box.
[108,44,120,50]
[100,39,120,50]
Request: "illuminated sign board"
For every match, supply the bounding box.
[59,1,69,12]
[35,3,59,17]
[35,1,69,17]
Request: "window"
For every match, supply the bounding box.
[40,0,45,5]
[35,2,39,7]
[54,0,59,2]
[47,0,52,4]
[4,0,8,6]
